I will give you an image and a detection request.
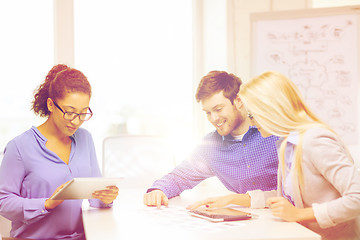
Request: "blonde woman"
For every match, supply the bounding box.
[189,71,360,240]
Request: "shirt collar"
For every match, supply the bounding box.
[32,126,76,143]
[32,126,47,143]
[287,131,299,144]
[222,125,258,142]
[277,131,299,147]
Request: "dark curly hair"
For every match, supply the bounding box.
[31,64,92,117]
[195,71,242,104]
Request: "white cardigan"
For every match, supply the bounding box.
[248,127,360,240]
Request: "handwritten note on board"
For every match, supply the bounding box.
[252,13,359,144]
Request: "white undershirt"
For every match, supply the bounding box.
[232,133,246,141]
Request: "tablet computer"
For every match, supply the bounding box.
[50,177,123,200]
[188,208,252,222]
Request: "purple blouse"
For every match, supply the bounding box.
[0,126,108,239]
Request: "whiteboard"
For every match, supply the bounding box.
[251,6,360,144]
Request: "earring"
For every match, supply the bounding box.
[248,112,253,120]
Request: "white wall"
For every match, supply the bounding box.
[54,0,74,66]
[194,0,312,137]
[192,0,229,139]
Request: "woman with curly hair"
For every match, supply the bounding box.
[0,64,118,239]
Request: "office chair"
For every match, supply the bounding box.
[102,135,176,188]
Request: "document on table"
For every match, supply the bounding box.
[140,206,249,232]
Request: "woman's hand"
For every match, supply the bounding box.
[92,185,119,205]
[45,182,68,210]
[266,197,315,222]
[187,193,251,210]
[187,194,236,210]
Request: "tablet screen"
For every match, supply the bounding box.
[50,177,123,200]
[189,208,252,222]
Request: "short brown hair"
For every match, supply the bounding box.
[195,71,242,104]
[32,64,92,117]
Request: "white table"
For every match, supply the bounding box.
[82,187,321,240]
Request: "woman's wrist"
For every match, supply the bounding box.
[229,193,251,207]
[295,207,315,222]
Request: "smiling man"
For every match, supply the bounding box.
[143,71,279,208]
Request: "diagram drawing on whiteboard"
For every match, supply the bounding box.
[252,13,359,144]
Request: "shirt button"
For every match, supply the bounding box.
[243,144,246,147]
[247,165,250,168]
[252,182,256,185]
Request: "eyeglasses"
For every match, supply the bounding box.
[53,100,93,121]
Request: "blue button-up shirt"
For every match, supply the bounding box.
[150,126,279,198]
[0,126,108,240]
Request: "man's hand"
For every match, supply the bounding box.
[143,190,168,208]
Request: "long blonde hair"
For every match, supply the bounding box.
[239,71,333,188]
